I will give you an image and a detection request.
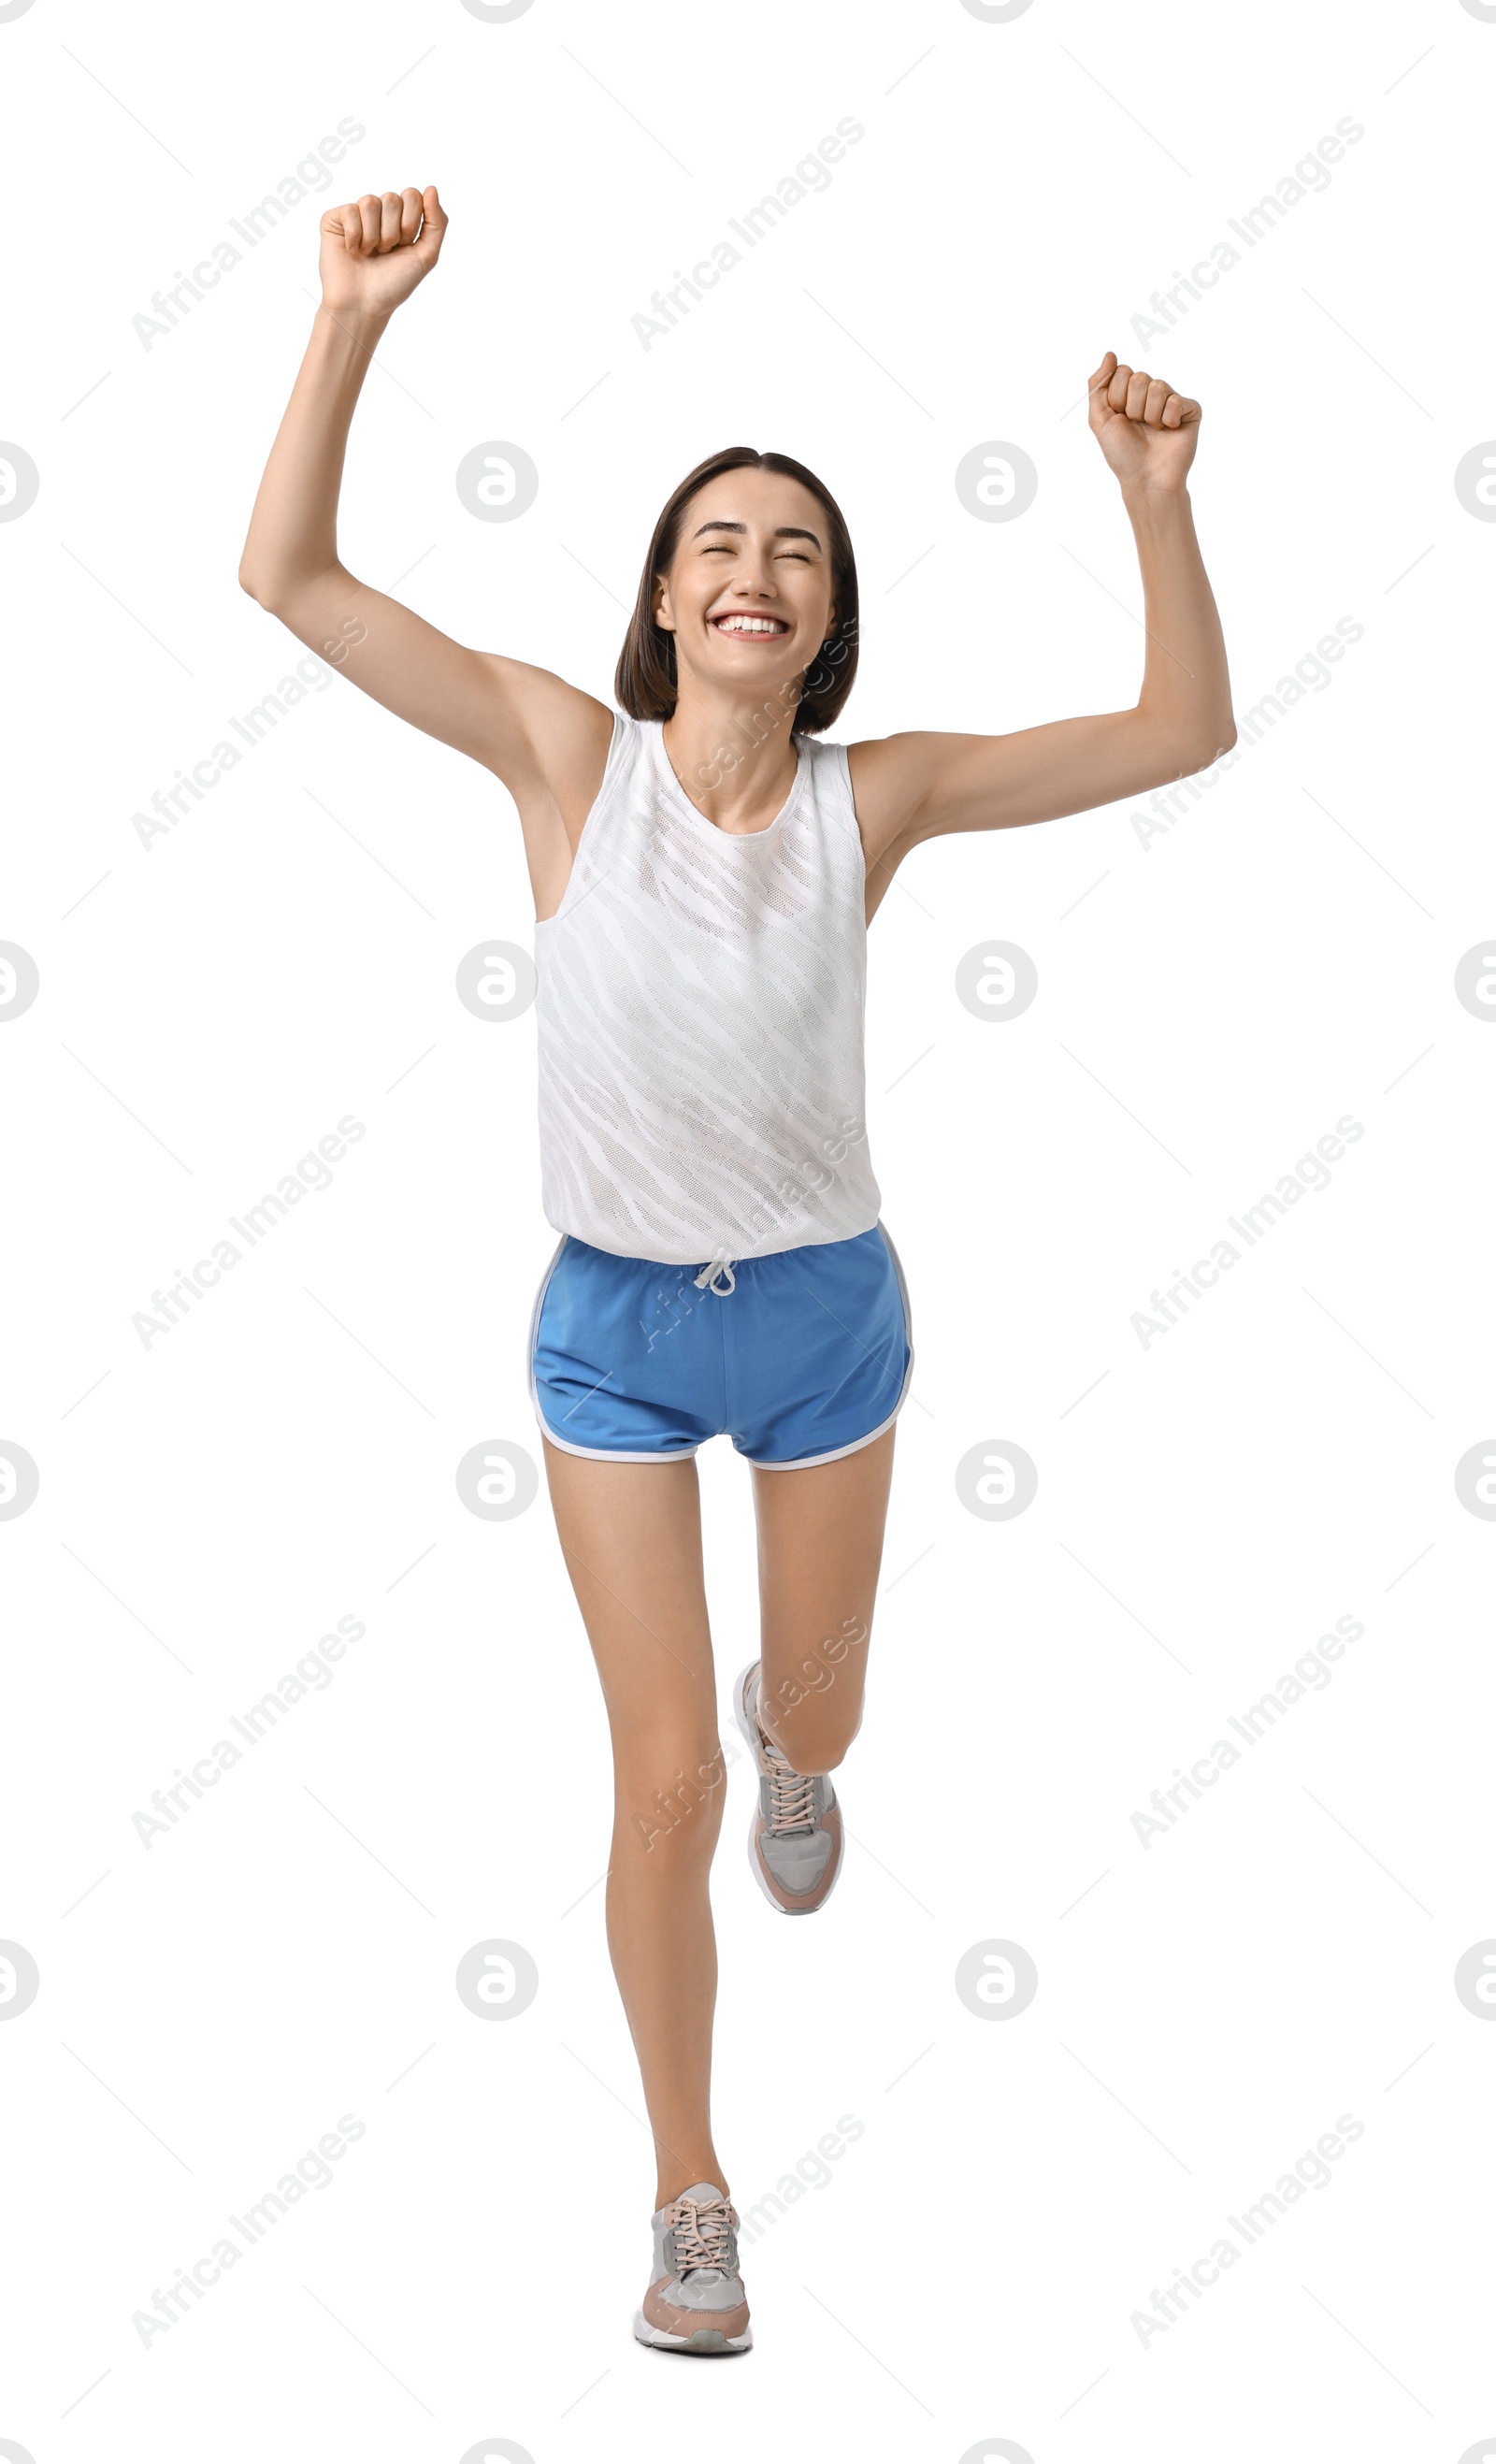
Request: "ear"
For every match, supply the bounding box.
[652,578,675,635]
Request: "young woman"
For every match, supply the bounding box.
[240,184,1234,2356]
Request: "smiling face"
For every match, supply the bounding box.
[652,466,838,711]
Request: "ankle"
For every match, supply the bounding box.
[656,2164,729,2207]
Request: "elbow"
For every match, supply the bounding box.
[1198,699,1239,760]
[238,555,341,619]
[1135,709,1237,784]
[237,561,283,612]
[1165,718,1235,775]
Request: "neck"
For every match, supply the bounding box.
[661,685,805,834]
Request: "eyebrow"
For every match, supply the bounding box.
[688,519,825,551]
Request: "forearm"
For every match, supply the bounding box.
[238,303,390,605]
[1125,487,1235,759]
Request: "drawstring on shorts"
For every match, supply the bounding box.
[693,1255,737,1296]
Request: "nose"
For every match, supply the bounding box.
[730,545,780,598]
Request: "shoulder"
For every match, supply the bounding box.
[480,661,618,814]
[842,731,935,864]
[508,688,642,860]
[797,730,858,824]
[508,697,636,919]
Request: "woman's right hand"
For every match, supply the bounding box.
[318,186,447,319]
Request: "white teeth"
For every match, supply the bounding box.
[715,616,784,634]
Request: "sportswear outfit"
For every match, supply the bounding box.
[528,713,892,2355]
[528,711,913,1467]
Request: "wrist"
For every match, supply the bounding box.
[1121,481,1194,525]
[315,297,392,350]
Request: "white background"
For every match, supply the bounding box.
[2,0,1493,2457]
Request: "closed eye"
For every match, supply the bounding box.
[700,543,813,561]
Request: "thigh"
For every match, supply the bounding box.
[540,1436,721,1778]
[750,1423,897,1764]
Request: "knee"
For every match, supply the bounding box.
[613,1736,728,1864]
[758,1683,862,1776]
[758,1624,870,1773]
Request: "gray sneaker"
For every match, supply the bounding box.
[733,1661,844,1915]
[632,2183,752,2354]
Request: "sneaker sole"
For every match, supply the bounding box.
[632,2309,753,2354]
[732,1660,842,1917]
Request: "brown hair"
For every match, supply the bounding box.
[614,446,859,737]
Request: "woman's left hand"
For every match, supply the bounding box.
[1086,350,1201,495]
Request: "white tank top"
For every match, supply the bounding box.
[534,713,883,1267]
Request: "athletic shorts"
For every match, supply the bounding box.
[528,1222,913,1470]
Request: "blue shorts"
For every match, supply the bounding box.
[528,1223,913,1469]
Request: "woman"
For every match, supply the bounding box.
[239,183,1234,2356]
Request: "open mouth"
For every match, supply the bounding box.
[710,612,790,638]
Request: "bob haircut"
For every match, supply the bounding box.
[614,446,859,737]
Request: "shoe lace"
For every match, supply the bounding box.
[668,2194,737,2273]
[766,1757,818,1834]
[751,1681,819,1833]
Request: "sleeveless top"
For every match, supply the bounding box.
[533,713,883,1268]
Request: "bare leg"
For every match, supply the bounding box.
[752,1424,898,1774]
[542,1421,898,2201]
[540,1436,728,2209]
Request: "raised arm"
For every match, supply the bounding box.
[237,186,611,872]
[849,352,1236,886]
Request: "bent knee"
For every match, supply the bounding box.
[758,1694,863,1776]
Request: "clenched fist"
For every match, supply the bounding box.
[319,186,447,318]
[1086,350,1201,495]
